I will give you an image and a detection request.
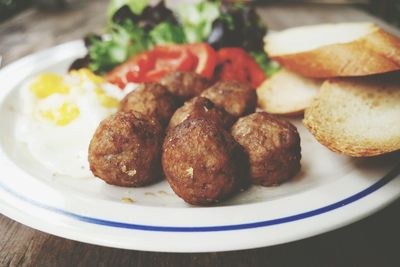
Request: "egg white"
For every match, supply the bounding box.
[16,73,135,178]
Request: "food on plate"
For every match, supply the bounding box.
[25,0,400,207]
[216,48,267,88]
[162,118,248,205]
[265,23,400,158]
[168,96,234,131]
[200,80,257,118]
[17,69,129,178]
[105,44,198,87]
[257,68,322,116]
[303,72,400,157]
[71,0,278,88]
[74,1,184,74]
[264,22,400,77]
[105,43,218,88]
[186,43,219,79]
[104,41,268,89]
[160,71,210,101]
[232,112,301,186]
[119,82,178,126]
[88,111,163,187]
[206,3,266,52]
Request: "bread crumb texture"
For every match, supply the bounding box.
[303,72,400,157]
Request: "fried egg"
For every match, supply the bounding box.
[17,69,134,178]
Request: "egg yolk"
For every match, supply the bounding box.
[94,87,120,108]
[70,69,118,108]
[30,73,69,98]
[69,68,105,84]
[31,69,118,126]
[41,103,80,126]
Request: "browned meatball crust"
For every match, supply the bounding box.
[119,83,178,127]
[162,119,248,205]
[168,96,235,130]
[200,80,256,118]
[88,111,163,187]
[160,71,210,101]
[231,112,301,186]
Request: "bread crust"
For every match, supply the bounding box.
[257,69,322,116]
[266,27,400,78]
[303,74,400,157]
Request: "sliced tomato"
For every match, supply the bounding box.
[143,45,198,82]
[143,69,166,82]
[126,52,156,83]
[217,48,267,88]
[186,43,217,79]
[106,52,156,88]
[106,45,200,88]
[152,45,197,73]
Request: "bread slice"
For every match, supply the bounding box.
[257,68,323,116]
[303,72,400,157]
[264,23,400,78]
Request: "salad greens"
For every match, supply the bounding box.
[82,1,183,73]
[149,22,186,45]
[86,21,150,73]
[207,4,266,51]
[71,0,279,77]
[175,1,220,43]
[107,0,148,22]
[250,51,281,77]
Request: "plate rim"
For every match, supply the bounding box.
[1,164,399,233]
[1,164,399,252]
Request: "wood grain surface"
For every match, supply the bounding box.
[1,1,399,266]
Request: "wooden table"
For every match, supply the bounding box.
[1,1,399,266]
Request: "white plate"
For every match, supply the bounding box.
[0,41,399,252]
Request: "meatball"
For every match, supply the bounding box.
[162,118,248,205]
[88,111,163,187]
[200,80,257,118]
[119,83,178,127]
[231,112,301,186]
[168,96,235,130]
[160,71,210,101]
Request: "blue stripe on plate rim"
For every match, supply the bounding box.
[0,163,399,232]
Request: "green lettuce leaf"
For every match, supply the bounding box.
[176,1,220,43]
[107,0,148,22]
[250,51,281,77]
[87,20,150,73]
[149,22,187,45]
